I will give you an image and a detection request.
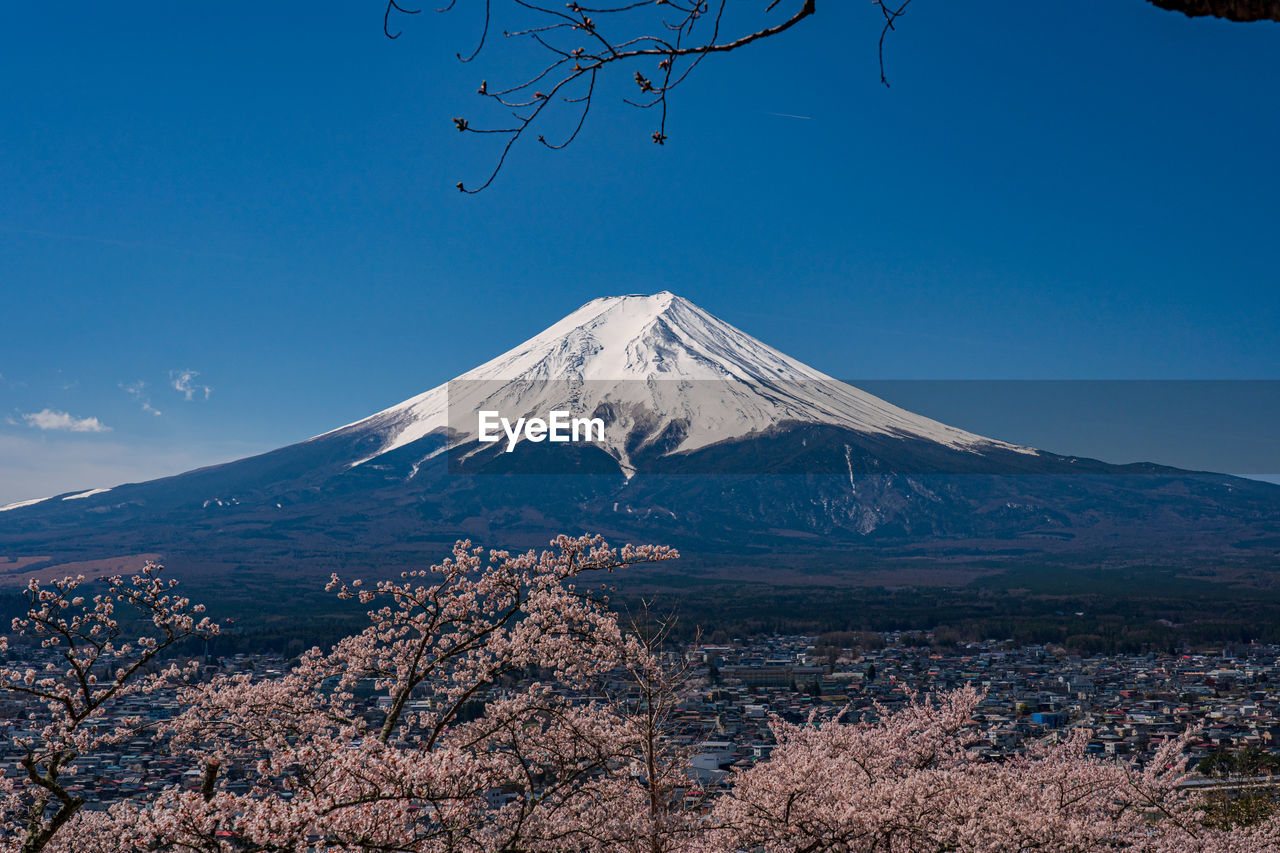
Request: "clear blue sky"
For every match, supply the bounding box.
[1,2,1277,503]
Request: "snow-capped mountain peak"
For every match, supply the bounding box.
[460,291,825,383]
[326,292,1034,472]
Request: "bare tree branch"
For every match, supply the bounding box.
[874,0,913,88]
[379,0,1280,191]
[384,0,421,39]
[391,0,822,191]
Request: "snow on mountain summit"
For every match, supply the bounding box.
[327,292,1034,472]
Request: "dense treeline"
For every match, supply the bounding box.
[4,562,1276,656]
[619,573,1280,652]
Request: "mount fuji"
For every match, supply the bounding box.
[324,292,1034,474]
[2,292,1278,587]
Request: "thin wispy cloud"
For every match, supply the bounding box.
[20,409,111,433]
[170,369,212,401]
[120,380,162,416]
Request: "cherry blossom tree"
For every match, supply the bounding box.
[708,686,1280,852]
[7,536,1280,852]
[69,535,685,852]
[0,564,218,853]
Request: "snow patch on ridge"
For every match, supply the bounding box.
[62,488,111,501]
[0,496,52,512]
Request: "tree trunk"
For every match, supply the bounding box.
[1148,0,1280,21]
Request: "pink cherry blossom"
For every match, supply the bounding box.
[3,537,1279,852]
